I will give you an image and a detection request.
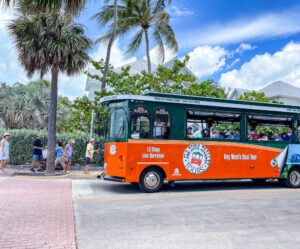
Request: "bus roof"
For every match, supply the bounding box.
[100,92,300,114]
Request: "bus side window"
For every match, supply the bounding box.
[153,108,170,139]
[247,115,293,142]
[186,110,241,140]
[131,107,150,139]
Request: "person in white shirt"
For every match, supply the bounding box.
[0,132,11,172]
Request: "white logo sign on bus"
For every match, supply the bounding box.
[183,144,211,174]
[109,144,117,155]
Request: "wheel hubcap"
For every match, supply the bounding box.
[144,172,160,189]
[290,171,300,186]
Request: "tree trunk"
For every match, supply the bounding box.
[46,65,58,175]
[101,0,118,98]
[144,28,151,73]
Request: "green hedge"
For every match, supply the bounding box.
[0,129,103,166]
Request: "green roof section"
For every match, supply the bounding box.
[143,92,300,110]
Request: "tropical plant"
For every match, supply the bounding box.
[1,0,86,13]
[0,80,69,131]
[63,56,227,133]
[238,91,284,104]
[94,0,178,73]
[94,0,118,98]
[8,3,92,174]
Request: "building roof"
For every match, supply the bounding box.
[228,88,251,99]
[259,81,300,99]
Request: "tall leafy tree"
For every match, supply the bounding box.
[8,4,91,174]
[94,0,178,73]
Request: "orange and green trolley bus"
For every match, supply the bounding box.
[100,92,300,192]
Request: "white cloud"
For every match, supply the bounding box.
[168,5,194,18]
[234,43,256,54]
[182,7,300,47]
[220,42,300,90]
[187,45,228,78]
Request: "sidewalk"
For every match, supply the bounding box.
[0,175,76,249]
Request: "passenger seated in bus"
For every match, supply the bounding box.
[250,130,260,140]
[153,119,166,138]
[258,132,268,141]
[224,129,234,139]
[189,126,202,139]
[210,127,219,138]
[282,132,292,142]
[202,128,210,138]
[163,127,170,139]
[234,128,240,140]
[274,131,283,141]
[267,131,273,140]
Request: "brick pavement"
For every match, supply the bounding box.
[0,176,76,249]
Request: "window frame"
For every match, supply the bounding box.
[246,113,294,143]
[153,107,171,140]
[130,105,151,140]
[185,108,242,141]
[108,107,128,140]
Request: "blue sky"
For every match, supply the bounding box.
[1,0,300,98]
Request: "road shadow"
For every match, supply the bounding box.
[93,179,290,195]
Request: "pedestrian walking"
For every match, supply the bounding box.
[55,142,66,172]
[64,139,75,174]
[84,138,98,174]
[0,132,11,172]
[31,134,43,172]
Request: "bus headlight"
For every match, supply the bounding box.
[104,163,107,169]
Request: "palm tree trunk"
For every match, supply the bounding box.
[46,65,58,175]
[144,28,151,73]
[101,0,118,98]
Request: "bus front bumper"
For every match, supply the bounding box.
[100,172,125,182]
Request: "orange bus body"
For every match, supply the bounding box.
[104,140,282,182]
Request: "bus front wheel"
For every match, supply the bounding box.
[139,167,164,193]
[285,167,300,188]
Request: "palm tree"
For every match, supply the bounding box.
[94,0,178,73]
[97,0,118,98]
[8,4,91,174]
[1,0,86,13]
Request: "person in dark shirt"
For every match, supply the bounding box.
[31,134,44,172]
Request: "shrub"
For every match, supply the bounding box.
[0,129,103,166]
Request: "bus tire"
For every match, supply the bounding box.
[285,167,300,188]
[139,167,164,193]
[251,179,266,183]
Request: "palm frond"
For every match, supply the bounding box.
[126,29,143,56]
[153,28,165,63]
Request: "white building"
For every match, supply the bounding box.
[228,81,300,106]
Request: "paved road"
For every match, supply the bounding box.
[72,179,300,249]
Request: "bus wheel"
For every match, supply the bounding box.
[286,168,300,188]
[251,179,266,183]
[139,167,164,193]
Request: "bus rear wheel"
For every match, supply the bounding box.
[285,168,300,188]
[139,167,164,193]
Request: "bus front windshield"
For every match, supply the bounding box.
[109,108,127,140]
